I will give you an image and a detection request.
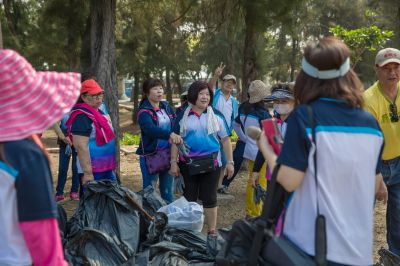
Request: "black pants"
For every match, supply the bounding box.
[179,163,220,208]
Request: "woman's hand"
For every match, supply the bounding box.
[169,162,180,177]
[61,136,72,145]
[225,163,234,179]
[82,174,94,184]
[376,178,388,204]
[251,172,259,188]
[169,132,183,145]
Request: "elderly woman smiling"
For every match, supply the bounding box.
[170,80,234,236]
[66,79,117,185]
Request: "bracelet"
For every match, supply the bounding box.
[227,160,234,166]
[170,160,178,164]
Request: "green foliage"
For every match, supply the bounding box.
[329,25,394,67]
[120,132,140,146]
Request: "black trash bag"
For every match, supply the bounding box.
[65,229,135,266]
[137,186,167,216]
[137,186,168,244]
[149,242,190,265]
[151,251,189,266]
[57,204,68,246]
[217,227,232,242]
[206,233,226,257]
[215,219,266,265]
[375,248,400,266]
[134,250,150,266]
[158,227,215,262]
[143,212,168,247]
[66,180,141,261]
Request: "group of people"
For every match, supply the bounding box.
[135,70,296,233]
[255,38,398,265]
[1,35,399,265]
[119,37,400,265]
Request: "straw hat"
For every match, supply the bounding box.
[0,49,81,141]
[248,80,270,103]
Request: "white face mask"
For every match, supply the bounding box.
[273,103,292,115]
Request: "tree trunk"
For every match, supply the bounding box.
[80,14,91,76]
[132,71,140,124]
[397,5,400,48]
[66,0,80,71]
[274,27,286,81]
[173,70,182,94]
[0,19,3,49]
[166,67,173,106]
[242,5,259,101]
[290,37,298,82]
[89,0,120,178]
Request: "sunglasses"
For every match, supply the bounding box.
[390,103,399,122]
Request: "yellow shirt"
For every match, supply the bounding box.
[364,81,400,160]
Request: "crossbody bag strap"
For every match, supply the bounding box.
[307,105,327,266]
[138,109,159,156]
[248,164,281,266]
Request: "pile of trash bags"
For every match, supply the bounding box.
[58,180,225,266]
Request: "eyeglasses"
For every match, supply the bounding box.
[390,103,399,122]
[85,93,104,100]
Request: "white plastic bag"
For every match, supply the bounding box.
[157,196,204,232]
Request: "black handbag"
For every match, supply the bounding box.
[186,153,217,175]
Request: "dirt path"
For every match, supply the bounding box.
[45,107,388,262]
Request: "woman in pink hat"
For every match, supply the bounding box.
[66,79,117,185]
[0,49,81,265]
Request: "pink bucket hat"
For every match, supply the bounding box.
[0,49,81,142]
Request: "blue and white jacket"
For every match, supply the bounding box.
[136,98,175,155]
[212,88,239,131]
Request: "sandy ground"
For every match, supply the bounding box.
[44,107,388,262]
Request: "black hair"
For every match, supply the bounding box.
[139,78,164,106]
[187,81,213,105]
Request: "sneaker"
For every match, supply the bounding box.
[55,194,65,202]
[70,192,79,201]
[217,187,229,194]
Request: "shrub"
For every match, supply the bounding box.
[120,132,140,145]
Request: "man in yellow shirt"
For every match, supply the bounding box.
[364,48,400,255]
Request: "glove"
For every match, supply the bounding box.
[65,144,72,156]
[174,175,185,195]
[177,142,191,161]
[253,184,267,205]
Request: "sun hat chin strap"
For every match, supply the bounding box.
[302,57,350,79]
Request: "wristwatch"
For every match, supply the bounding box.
[227,160,234,166]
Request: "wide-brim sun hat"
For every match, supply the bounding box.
[0,49,81,142]
[248,80,270,104]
